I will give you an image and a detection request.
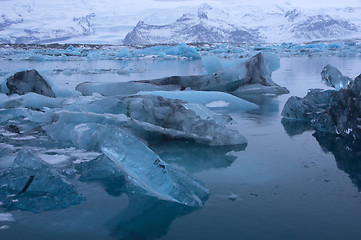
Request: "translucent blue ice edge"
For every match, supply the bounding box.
[71,123,209,208]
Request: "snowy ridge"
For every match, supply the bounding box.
[0,0,95,44]
[124,4,260,45]
[0,1,360,45]
[124,4,361,45]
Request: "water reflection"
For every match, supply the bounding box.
[76,155,127,196]
[76,154,199,239]
[150,141,247,173]
[281,120,361,191]
[313,131,361,191]
[238,94,281,121]
[281,118,314,136]
[106,194,194,240]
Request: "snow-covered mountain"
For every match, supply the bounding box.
[283,9,359,42]
[0,0,360,45]
[124,4,260,45]
[124,4,361,45]
[0,0,95,44]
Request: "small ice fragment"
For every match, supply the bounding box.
[0,213,15,222]
[227,193,240,201]
[321,64,353,90]
[0,225,10,230]
[6,69,55,97]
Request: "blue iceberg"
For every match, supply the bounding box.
[71,123,209,207]
[321,64,353,90]
[75,52,289,98]
[0,150,83,212]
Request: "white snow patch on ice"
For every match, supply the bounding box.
[39,154,69,165]
[205,100,230,108]
[9,136,36,141]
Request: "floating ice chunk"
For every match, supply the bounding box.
[232,83,289,96]
[28,55,46,62]
[321,64,353,90]
[6,69,55,97]
[116,95,246,146]
[0,150,83,212]
[202,56,224,73]
[76,52,288,97]
[76,81,180,96]
[227,193,240,201]
[314,74,361,139]
[281,89,336,121]
[231,52,287,95]
[282,74,361,140]
[116,48,131,58]
[42,93,246,146]
[136,52,288,95]
[42,110,128,142]
[0,213,14,222]
[137,90,258,112]
[39,94,246,146]
[133,43,201,59]
[71,124,209,207]
[0,92,63,110]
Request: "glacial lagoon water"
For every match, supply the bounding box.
[1,55,361,240]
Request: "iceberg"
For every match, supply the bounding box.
[112,95,246,146]
[137,90,258,112]
[40,94,246,146]
[0,150,83,212]
[71,123,209,207]
[75,52,289,98]
[0,92,63,110]
[282,74,361,140]
[321,64,353,90]
[281,89,336,121]
[133,43,201,59]
[5,69,55,97]
[137,52,288,95]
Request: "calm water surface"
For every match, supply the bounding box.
[1,56,361,240]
